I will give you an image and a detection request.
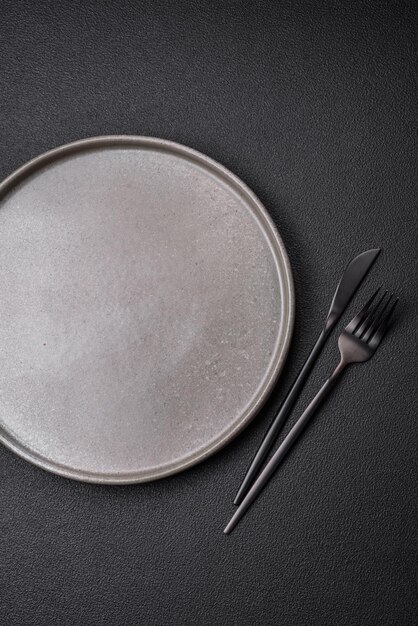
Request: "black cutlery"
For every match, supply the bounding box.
[233,248,381,506]
[225,289,398,534]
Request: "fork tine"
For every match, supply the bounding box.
[369,297,399,348]
[345,287,381,333]
[362,293,393,342]
[354,290,388,338]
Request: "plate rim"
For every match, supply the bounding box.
[0,135,295,483]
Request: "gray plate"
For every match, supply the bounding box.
[0,136,294,483]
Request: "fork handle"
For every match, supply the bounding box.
[280,360,347,448]
[257,360,346,482]
[224,361,346,534]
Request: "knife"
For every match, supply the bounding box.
[233,248,381,506]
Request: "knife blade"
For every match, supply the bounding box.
[324,248,381,330]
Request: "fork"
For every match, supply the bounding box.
[224,288,398,535]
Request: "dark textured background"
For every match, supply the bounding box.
[0,1,417,624]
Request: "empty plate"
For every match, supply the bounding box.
[0,136,294,483]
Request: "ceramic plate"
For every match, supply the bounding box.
[0,136,294,483]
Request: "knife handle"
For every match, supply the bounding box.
[233,327,330,506]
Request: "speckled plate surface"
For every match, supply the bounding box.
[0,136,294,483]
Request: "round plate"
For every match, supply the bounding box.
[0,136,294,483]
